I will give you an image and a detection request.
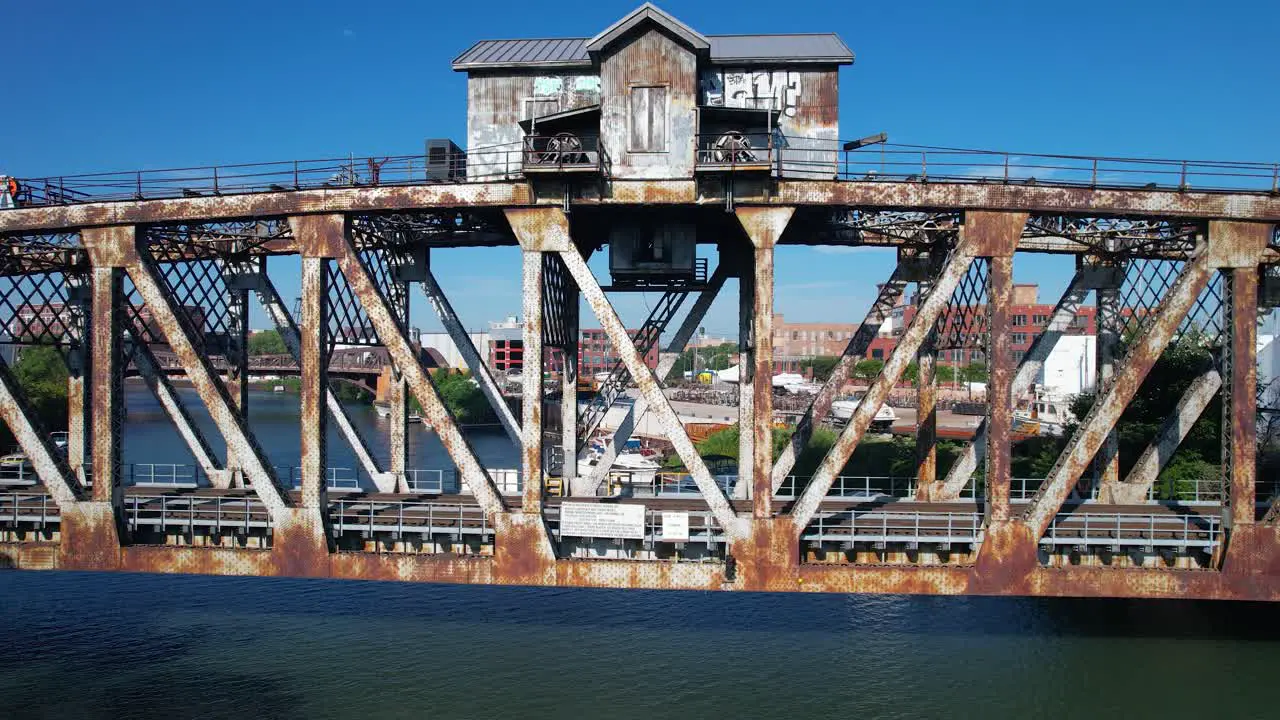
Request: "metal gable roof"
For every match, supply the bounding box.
[453,33,853,70]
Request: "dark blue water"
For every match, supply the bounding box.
[0,571,1275,719]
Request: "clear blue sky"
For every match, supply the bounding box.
[5,0,1277,337]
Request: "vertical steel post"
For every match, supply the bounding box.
[915,279,938,497]
[298,257,328,511]
[986,255,1015,523]
[224,279,250,484]
[89,265,123,511]
[520,249,544,512]
[1226,267,1259,527]
[736,251,756,502]
[1095,280,1122,495]
[65,273,89,476]
[735,208,790,516]
[388,366,409,478]
[560,285,579,495]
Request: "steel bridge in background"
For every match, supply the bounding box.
[0,137,1278,600]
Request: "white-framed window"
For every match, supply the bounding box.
[628,85,669,152]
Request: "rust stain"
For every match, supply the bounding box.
[492,512,556,586]
[57,504,122,571]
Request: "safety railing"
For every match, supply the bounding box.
[0,492,58,527]
[1040,512,1221,550]
[775,475,917,500]
[695,132,775,170]
[330,499,491,542]
[0,463,38,486]
[595,472,737,498]
[125,494,271,534]
[824,143,1279,194]
[131,463,201,488]
[280,466,361,491]
[10,138,1274,209]
[802,509,983,546]
[521,134,607,173]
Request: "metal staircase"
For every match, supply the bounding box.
[577,289,690,449]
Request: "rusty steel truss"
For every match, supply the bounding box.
[0,171,1278,601]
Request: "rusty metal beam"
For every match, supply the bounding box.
[558,245,743,538]
[64,273,89,476]
[0,354,79,507]
[933,269,1092,500]
[772,265,907,489]
[8,179,1280,236]
[329,215,506,515]
[420,269,521,445]
[1094,280,1122,495]
[1022,250,1212,537]
[88,265,123,509]
[915,282,938,494]
[127,245,288,517]
[789,237,978,532]
[1098,365,1221,504]
[520,249,544,512]
[387,368,409,486]
[1226,267,1259,527]
[735,207,791,516]
[298,256,328,511]
[986,254,1015,523]
[253,271,393,492]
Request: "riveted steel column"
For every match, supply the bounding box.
[88,267,123,510]
[560,286,579,495]
[388,366,409,478]
[736,207,790,517]
[915,280,938,497]
[1094,278,1122,495]
[65,274,89,475]
[520,248,544,512]
[1227,267,1259,526]
[986,255,1015,523]
[224,280,250,481]
[298,256,328,511]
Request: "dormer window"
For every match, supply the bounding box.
[629,85,669,152]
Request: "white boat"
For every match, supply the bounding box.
[830,395,897,432]
[373,402,391,418]
[1014,392,1072,437]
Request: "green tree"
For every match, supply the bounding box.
[409,370,497,424]
[852,358,884,381]
[961,362,989,383]
[247,329,287,356]
[799,355,841,382]
[0,345,69,449]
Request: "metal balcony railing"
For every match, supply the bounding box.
[694,131,775,171]
[521,134,606,173]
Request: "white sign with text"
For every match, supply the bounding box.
[560,502,646,540]
[660,512,690,542]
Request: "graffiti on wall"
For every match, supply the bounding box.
[700,69,803,117]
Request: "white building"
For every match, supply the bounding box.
[1037,334,1097,398]
[420,330,491,370]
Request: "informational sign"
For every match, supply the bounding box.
[661,512,689,543]
[560,502,646,540]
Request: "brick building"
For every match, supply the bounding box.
[771,283,1099,372]
[579,328,659,377]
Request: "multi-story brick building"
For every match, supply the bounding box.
[579,328,659,377]
[771,283,1100,373]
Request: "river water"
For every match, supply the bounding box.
[0,385,1275,718]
